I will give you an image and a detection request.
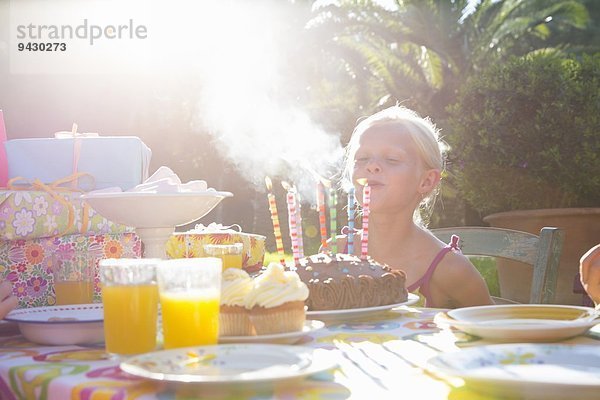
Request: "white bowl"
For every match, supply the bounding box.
[81,191,233,228]
[5,304,104,346]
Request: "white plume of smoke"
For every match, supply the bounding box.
[199,98,343,198]
[189,1,344,200]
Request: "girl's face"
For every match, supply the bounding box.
[351,125,434,213]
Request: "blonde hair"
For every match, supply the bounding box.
[342,106,447,226]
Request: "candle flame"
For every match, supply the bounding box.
[281,181,293,191]
[265,176,273,192]
[357,178,368,186]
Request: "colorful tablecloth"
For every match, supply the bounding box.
[0,307,598,400]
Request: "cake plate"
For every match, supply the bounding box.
[81,191,232,258]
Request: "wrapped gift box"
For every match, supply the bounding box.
[0,189,131,241]
[166,224,266,273]
[0,233,141,308]
[5,136,151,191]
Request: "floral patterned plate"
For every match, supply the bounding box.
[4,304,104,345]
[428,343,600,400]
[120,344,336,385]
[306,293,419,322]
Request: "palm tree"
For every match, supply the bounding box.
[308,0,591,118]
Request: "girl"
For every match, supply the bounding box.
[336,106,492,308]
[580,244,600,306]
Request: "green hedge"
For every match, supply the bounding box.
[447,53,600,215]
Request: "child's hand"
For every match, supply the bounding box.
[0,281,18,319]
[580,244,600,306]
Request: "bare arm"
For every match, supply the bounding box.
[580,244,600,306]
[430,253,493,308]
[0,281,18,319]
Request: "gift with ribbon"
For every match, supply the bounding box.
[165,223,266,273]
[4,124,152,191]
[0,174,131,241]
[0,232,141,308]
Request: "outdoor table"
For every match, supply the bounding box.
[0,307,598,399]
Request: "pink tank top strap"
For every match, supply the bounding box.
[407,235,461,305]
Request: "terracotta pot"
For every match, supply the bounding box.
[483,208,600,305]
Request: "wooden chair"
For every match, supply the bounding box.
[431,227,564,304]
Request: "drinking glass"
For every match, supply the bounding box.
[203,243,243,270]
[99,258,160,357]
[52,255,95,305]
[157,258,222,349]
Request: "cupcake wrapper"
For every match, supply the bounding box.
[250,301,306,335]
[219,313,255,336]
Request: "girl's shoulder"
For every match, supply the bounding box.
[422,231,475,277]
[432,243,482,285]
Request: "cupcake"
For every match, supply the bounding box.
[245,263,309,335]
[220,268,255,336]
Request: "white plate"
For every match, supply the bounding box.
[435,304,598,342]
[428,343,600,400]
[306,293,419,321]
[120,344,336,385]
[219,320,324,345]
[4,304,104,345]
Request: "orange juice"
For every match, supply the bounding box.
[160,290,220,349]
[54,281,94,305]
[218,253,243,270]
[102,284,159,355]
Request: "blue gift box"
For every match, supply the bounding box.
[5,136,151,190]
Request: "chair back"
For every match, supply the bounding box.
[431,227,563,304]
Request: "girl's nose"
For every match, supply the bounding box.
[366,158,381,173]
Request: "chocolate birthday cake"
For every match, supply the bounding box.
[296,253,408,311]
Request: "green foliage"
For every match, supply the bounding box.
[446,52,600,215]
[263,252,292,267]
[470,257,500,297]
[307,0,591,119]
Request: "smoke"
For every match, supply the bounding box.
[188,1,344,200]
[198,98,344,198]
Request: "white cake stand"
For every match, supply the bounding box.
[81,191,233,258]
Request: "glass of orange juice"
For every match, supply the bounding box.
[52,255,95,305]
[203,243,243,271]
[99,258,160,357]
[157,258,222,349]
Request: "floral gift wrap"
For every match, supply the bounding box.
[166,224,266,273]
[0,189,131,241]
[0,232,141,308]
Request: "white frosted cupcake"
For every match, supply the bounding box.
[220,268,255,336]
[245,263,309,335]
